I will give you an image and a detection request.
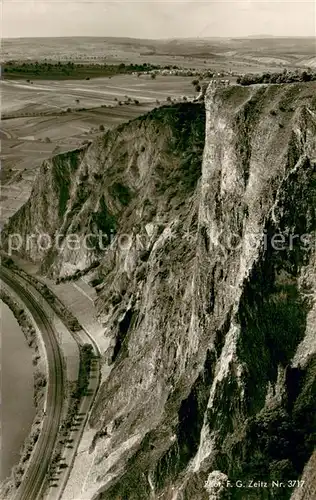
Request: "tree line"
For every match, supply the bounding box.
[237,69,316,86]
[3,60,176,79]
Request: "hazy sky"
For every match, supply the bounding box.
[2,0,316,38]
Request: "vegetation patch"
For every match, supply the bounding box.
[90,194,117,240]
[237,269,308,414]
[57,345,95,453]
[74,344,94,398]
[3,60,176,80]
[111,309,138,363]
[109,182,132,207]
[52,149,84,218]
[56,260,100,284]
[139,102,205,194]
[237,69,316,86]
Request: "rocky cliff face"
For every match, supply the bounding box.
[2,103,205,279]
[3,83,316,500]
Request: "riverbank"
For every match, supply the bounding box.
[0,287,48,497]
[0,300,35,481]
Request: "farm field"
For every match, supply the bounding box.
[3,36,316,71]
[0,74,198,225]
[1,74,199,115]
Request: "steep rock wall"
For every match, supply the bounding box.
[87,83,316,500]
[2,84,316,500]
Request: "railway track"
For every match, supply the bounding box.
[0,267,65,500]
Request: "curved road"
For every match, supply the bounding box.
[0,267,65,500]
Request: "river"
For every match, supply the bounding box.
[0,300,35,481]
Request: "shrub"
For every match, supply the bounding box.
[109,182,132,206]
[99,124,105,131]
[90,277,103,287]
[237,69,316,86]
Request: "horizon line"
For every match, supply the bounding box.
[3,35,316,41]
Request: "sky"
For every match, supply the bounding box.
[2,0,316,39]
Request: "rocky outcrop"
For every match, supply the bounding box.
[2,103,205,280]
[3,83,316,499]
